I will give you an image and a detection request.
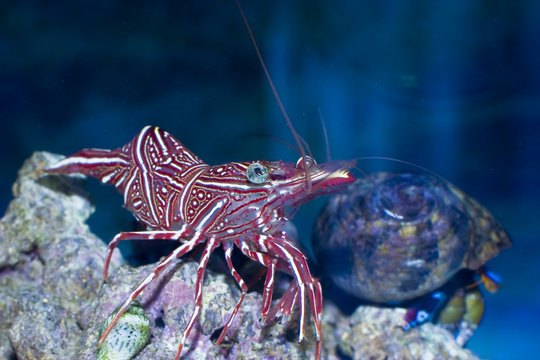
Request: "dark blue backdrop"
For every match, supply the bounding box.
[1,1,538,359]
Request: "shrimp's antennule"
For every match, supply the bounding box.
[234,0,312,191]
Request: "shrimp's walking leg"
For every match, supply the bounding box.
[104,227,194,280]
[174,237,219,360]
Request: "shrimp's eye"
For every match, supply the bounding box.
[246,163,270,184]
[296,156,317,169]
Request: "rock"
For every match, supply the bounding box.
[0,152,482,360]
[8,289,83,360]
[0,152,122,360]
[334,305,479,360]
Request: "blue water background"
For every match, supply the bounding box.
[1,2,538,359]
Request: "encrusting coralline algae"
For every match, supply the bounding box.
[0,152,480,360]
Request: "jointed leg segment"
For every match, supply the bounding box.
[103,227,193,281]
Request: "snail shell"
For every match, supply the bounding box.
[97,300,151,360]
[312,172,511,303]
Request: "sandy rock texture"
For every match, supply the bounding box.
[0,152,479,360]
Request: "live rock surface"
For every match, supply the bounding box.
[0,152,480,359]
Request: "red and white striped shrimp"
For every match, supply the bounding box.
[45,125,355,359]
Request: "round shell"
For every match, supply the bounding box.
[312,172,511,303]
